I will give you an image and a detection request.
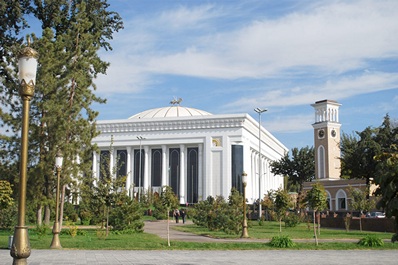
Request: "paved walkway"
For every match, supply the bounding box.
[0,220,397,265]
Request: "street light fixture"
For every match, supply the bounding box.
[137,136,145,201]
[10,38,38,265]
[50,149,63,249]
[254,107,267,220]
[241,171,249,238]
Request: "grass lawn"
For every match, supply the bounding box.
[174,221,395,241]
[0,221,396,250]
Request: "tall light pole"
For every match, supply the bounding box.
[50,150,63,249]
[10,39,38,265]
[137,136,145,201]
[241,171,249,238]
[254,107,267,220]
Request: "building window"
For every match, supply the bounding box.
[134,149,145,189]
[151,149,162,187]
[336,189,347,210]
[187,148,198,203]
[169,148,180,198]
[100,150,110,180]
[231,145,244,193]
[318,145,326,179]
[117,150,127,178]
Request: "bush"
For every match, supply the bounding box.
[108,195,144,232]
[0,205,17,229]
[358,235,384,247]
[269,235,296,248]
[34,224,49,239]
[284,213,301,228]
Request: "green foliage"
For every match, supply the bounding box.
[109,194,144,232]
[65,221,78,238]
[35,224,49,239]
[284,213,301,228]
[305,183,327,211]
[152,187,179,220]
[270,146,314,210]
[273,188,291,232]
[358,235,384,247]
[192,188,244,235]
[0,180,14,208]
[269,235,296,248]
[0,204,17,229]
[63,202,79,222]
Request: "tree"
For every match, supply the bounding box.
[305,182,327,246]
[347,186,375,232]
[273,188,291,232]
[160,186,179,247]
[270,146,314,210]
[374,143,398,243]
[0,0,123,225]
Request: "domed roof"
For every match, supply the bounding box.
[128,105,212,119]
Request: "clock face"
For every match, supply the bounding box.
[318,129,325,138]
[331,129,337,137]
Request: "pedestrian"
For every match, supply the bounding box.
[174,209,180,223]
[181,209,186,224]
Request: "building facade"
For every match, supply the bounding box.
[91,102,288,204]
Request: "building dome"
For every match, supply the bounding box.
[128,105,212,119]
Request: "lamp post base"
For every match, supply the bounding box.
[241,219,249,238]
[50,222,62,249]
[10,226,31,265]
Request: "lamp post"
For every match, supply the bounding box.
[241,171,249,238]
[137,136,145,201]
[10,39,38,265]
[50,150,63,249]
[254,107,267,220]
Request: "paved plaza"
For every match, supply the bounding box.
[1,221,397,264]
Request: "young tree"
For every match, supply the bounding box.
[160,186,179,247]
[270,146,314,211]
[273,188,291,232]
[347,186,375,232]
[305,182,327,246]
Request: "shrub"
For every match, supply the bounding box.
[269,235,296,248]
[358,235,384,247]
[34,224,49,239]
[65,221,78,238]
[284,213,301,228]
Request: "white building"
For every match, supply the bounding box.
[91,101,287,204]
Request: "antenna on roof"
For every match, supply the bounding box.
[170,97,182,106]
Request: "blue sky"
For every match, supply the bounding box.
[68,1,398,149]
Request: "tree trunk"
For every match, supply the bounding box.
[106,206,109,237]
[44,204,51,225]
[167,208,170,247]
[313,211,318,246]
[36,205,43,226]
[279,217,282,233]
[59,184,66,228]
[317,212,321,235]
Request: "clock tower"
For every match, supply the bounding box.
[311,100,341,180]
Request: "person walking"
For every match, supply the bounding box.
[174,209,180,223]
[181,209,186,224]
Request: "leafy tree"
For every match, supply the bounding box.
[270,146,314,210]
[0,0,123,225]
[374,143,398,243]
[305,182,327,246]
[347,186,375,232]
[109,193,144,232]
[273,188,291,232]
[0,180,17,229]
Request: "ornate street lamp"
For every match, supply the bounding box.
[50,150,64,249]
[241,171,249,238]
[10,39,38,265]
[254,107,267,219]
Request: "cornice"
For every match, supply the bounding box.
[96,115,247,134]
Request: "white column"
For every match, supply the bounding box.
[161,145,167,186]
[93,151,98,184]
[198,143,203,201]
[179,144,186,204]
[110,149,115,179]
[143,146,149,191]
[126,147,132,197]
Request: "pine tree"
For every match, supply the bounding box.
[0,0,123,224]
